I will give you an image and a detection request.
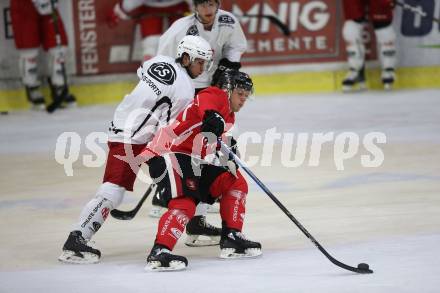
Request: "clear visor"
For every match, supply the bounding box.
[235,82,254,99]
[191,56,214,72]
[204,58,214,72]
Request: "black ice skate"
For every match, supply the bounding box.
[220,225,262,259]
[25,86,45,110]
[47,78,77,112]
[51,84,77,108]
[185,215,221,247]
[342,67,366,92]
[381,68,395,91]
[58,231,101,264]
[145,244,188,271]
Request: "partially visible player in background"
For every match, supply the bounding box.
[58,35,213,264]
[10,0,76,110]
[151,0,247,247]
[341,0,397,92]
[106,0,191,61]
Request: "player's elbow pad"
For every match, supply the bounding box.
[201,110,225,138]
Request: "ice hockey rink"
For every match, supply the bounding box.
[1,89,439,293]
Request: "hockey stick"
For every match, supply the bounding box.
[129,12,290,36]
[242,14,290,36]
[219,141,373,274]
[395,0,440,23]
[110,184,155,220]
[46,0,74,113]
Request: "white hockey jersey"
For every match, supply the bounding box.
[108,55,195,144]
[121,0,190,11]
[157,10,247,89]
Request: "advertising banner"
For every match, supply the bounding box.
[222,0,347,65]
[394,0,440,67]
[0,0,439,82]
[72,0,141,76]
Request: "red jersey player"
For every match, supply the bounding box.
[107,0,190,61]
[10,0,76,109]
[142,69,261,271]
[341,0,397,91]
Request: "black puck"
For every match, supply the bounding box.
[357,263,369,270]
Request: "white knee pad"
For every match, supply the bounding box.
[18,49,40,87]
[73,183,126,240]
[48,46,67,86]
[141,35,160,61]
[342,20,365,71]
[375,25,397,70]
[96,182,126,208]
[75,195,115,240]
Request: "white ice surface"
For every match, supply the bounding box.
[1,89,440,293]
[1,234,440,293]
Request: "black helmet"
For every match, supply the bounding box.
[214,69,254,94]
[193,0,219,6]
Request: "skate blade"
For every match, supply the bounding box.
[31,104,46,111]
[185,235,220,247]
[219,248,262,259]
[64,101,77,109]
[383,83,393,91]
[342,82,367,93]
[145,261,187,272]
[58,250,100,264]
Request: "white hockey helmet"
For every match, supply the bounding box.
[176,35,213,70]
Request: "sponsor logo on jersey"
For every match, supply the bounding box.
[147,62,177,85]
[141,72,162,96]
[229,189,245,199]
[101,207,110,220]
[174,210,189,226]
[80,198,107,228]
[218,14,235,25]
[170,227,183,239]
[185,178,197,191]
[92,221,101,232]
[186,25,199,36]
[160,213,174,236]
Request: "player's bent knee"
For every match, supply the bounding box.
[96,182,126,208]
[168,197,197,219]
[342,20,363,42]
[211,171,248,198]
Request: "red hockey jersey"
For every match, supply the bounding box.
[144,86,235,160]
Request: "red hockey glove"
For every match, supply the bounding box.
[106,2,130,28]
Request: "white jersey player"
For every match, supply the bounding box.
[108,55,195,145]
[157,0,247,89]
[10,0,76,110]
[150,0,247,248]
[58,35,213,264]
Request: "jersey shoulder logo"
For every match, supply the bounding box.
[218,14,235,24]
[147,62,177,85]
[186,24,199,36]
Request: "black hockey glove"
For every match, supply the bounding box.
[228,136,239,155]
[201,110,225,142]
[211,58,241,86]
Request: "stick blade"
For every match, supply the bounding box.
[110,209,135,220]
